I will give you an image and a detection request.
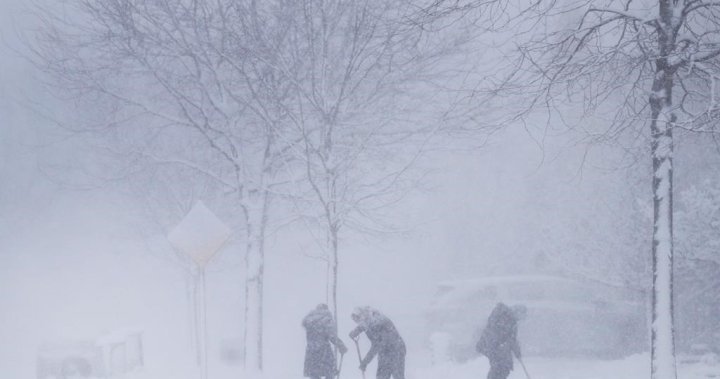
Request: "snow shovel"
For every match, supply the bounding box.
[352,337,366,379]
[516,355,531,379]
[336,350,345,379]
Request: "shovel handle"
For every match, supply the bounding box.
[353,338,366,379]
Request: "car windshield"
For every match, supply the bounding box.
[433,277,603,306]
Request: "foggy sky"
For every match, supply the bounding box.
[0,1,662,378]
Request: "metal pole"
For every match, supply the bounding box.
[193,270,202,370]
[182,258,198,364]
[199,268,209,379]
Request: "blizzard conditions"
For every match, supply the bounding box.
[1,1,720,379]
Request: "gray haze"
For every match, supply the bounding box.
[2,1,720,379]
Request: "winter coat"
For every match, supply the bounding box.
[350,308,406,377]
[303,307,346,378]
[476,303,521,370]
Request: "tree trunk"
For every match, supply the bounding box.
[327,225,340,329]
[243,190,270,372]
[649,36,677,377]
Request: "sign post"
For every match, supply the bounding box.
[168,201,231,379]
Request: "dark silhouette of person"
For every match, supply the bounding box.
[349,306,406,379]
[303,304,347,379]
[476,302,526,379]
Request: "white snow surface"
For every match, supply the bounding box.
[59,353,718,379]
[234,353,716,379]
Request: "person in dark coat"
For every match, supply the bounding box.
[303,304,348,379]
[476,302,526,379]
[349,306,406,379]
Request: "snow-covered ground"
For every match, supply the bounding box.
[87,352,718,379]
[249,353,719,379]
[413,354,720,379]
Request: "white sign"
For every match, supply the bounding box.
[168,201,232,267]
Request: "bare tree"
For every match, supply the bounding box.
[27,0,459,370]
[26,0,300,371]
[516,2,720,378]
[416,0,720,377]
[248,0,457,324]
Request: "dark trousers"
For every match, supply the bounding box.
[487,363,511,379]
[376,346,406,379]
[487,353,513,379]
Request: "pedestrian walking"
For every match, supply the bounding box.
[476,302,527,379]
[303,304,348,379]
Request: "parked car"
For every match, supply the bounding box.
[36,329,143,379]
[425,275,647,362]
